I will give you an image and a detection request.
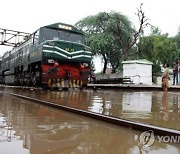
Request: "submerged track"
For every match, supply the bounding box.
[1,89,180,137]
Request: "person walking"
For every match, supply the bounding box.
[172,61,178,85]
[162,64,169,92]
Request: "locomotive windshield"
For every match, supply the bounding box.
[41,27,84,44]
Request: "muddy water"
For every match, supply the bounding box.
[3,87,179,131]
[0,91,180,154]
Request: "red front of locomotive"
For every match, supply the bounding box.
[41,60,91,88]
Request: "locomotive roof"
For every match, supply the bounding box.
[43,22,83,34]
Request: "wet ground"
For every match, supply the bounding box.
[0,91,180,154]
[1,87,179,131]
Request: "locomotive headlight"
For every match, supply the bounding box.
[68,27,72,30]
[59,24,72,30]
[59,24,63,28]
[48,59,54,63]
[83,63,89,67]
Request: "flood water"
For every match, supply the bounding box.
[2,87,179,131]
[0,91,180,154]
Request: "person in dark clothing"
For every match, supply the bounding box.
[172,61,178,85]
[178,59,180,84]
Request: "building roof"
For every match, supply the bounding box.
[122,59,153,65]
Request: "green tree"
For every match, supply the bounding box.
[75,12,124,73]
[75,4,148,73]
[172,31,180,58]
[138,28,178,77]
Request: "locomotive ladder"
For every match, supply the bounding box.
[0,28,30,47]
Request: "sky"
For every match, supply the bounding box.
[0,0,180,72]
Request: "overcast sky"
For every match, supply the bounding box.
[1,0,180,71]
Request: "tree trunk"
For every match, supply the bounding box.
[102,54,108,74]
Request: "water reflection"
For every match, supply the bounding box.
[0,92,141,154]
[162,92,169,121]
[0,116,16,143]
[1,87,180,130]
[0,91,180,154]
[172,92,180,122]
[122,92,152,112]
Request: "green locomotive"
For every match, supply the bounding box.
[0,23,92,89]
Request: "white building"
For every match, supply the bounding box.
[122,59,153,85]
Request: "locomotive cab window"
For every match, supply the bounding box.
[41,27,84,44]
[33,30,39,44]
